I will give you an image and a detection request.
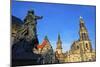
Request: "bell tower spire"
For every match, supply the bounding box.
[56,33,62,54]
[79,16,89,41]
[57,33,62,49]
[79,16,92,53]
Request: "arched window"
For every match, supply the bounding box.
[82,33,85,40]
[77,45,79,49]
[83,33,86,40]
[86,43,89,49]
[84,33,87,40]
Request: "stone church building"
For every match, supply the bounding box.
[64,16,96,62]
[55,34,65,63]
[33,36,55,64]
[12,10,95,65]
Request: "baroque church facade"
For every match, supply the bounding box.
[55,16,96,63]
[12,10,95,65]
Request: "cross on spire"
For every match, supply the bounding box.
[80,16,84,23]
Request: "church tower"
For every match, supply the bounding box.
[79,16,92,53]
[56,34,62,54]
[79,16,89,41]
[55,34,65,63]
[65,16,95,62]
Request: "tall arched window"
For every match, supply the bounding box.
[82,33,84,40]
[86,43,89,49]
[77,45,79,49]
[82,33,87,40]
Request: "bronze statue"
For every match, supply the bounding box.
[12,10,43,66]
[17,9,43,41]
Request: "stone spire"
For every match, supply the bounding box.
[79,16,92,53]
[56,34,62,49]
[44,35,51,47]
[44,35,49,41]
[79,16,89,41]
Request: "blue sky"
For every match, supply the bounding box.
[12,1,96,52]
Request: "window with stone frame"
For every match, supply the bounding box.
[76,45,79,49]
[82,33,84,40]
[86,43,89,49]
[82,33,87,40]
[84,33,87,40]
